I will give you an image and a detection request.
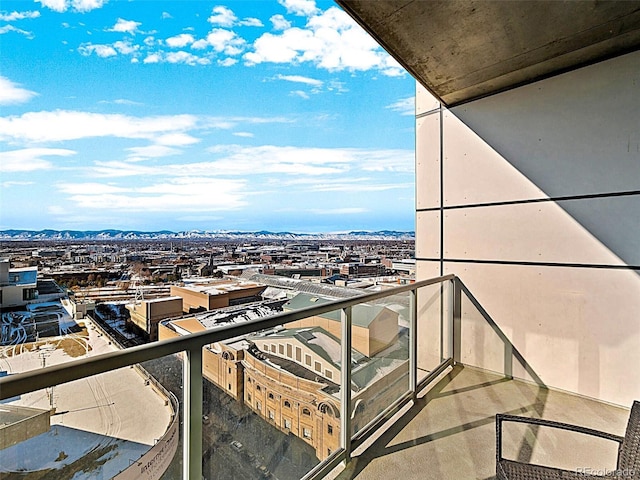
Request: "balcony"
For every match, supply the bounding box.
[0,275,631,480]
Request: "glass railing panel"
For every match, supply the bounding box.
[1,355,181,480]
[199,308,343,479]
[350,291,411,437]
[459,286,511,377]
[416,280,451,385]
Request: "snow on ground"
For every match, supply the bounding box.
[0,425,149,478]
[0,316,173,477]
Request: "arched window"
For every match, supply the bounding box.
[256,385,261,391]
[283,400,291,408]
[302,407,311,417]
[268,392,274,400]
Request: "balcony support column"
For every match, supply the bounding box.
[452,278,462,364]
[183,347,203,480]
[340,306,353,464]
[409,289,418,399]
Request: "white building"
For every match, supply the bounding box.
[0,258,38,309]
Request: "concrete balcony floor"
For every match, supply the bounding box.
[332,365,630,480]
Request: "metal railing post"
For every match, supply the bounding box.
[452,278,462,364]
[409,289,417,399]
[183,347,203,480]
[340,306,353,464]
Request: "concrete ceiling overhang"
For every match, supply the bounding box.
[336,0,640,107]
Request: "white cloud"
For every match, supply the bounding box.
[109,18,141,34]
[59,177,248,212]
[0,25,34,38]
[0,110,198,143]
[205,144,353,176]
[166,33,194,48]
[386,97,415,116]
[143,53,161,64]
[71,0,107,13]
[207,6,236,27]
[291,90,309,99]
[245,6,405,77]
[0,10,40,21]
[0,148,75,172]
[155,133,200,146]
[99,98,143,106]
[218,57,237,67]
[57,182,128,195]
[0,111,288,147]
[278,0,318,16]
[233,132,254,138]
[161,12,172,19]
[78,43,117,57]
[276,74,322,86]
[2,180,34,187]
[270,14,291,31]
[0,76,37,105]
[36,0,67,12]
[204,29,245,55]
[113,40,139,55]
[36,0,106,13]
[239,17,263,27]
[126,145,181,161]
[165,50,210,65]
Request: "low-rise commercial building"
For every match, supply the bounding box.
[125,296,183,341]
[0,258,38,310]
[170,280,266,313]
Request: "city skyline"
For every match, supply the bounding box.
[0,0,416,233]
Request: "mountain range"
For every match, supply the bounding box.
[0,229,415,241]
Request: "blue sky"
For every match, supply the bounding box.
[0,0,415,233]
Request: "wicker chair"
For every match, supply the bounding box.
[496,400,640,479]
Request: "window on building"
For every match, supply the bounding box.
[256,401,262,411]
[228,383,231,390]
[278,344,284,355]
[268,410,274,420]
[303,427,312,439]
[327,448,332,456]
[305,354,312,366]
[263,344,268,351]
[325,369,333,380]
[295,346,302,362]
[283,400,291,408]
[314,361,321,373]
[228,367,232,374]
[284,418,291,429]
[327,424,333,435]
[256,385,261,391]
[248,393,252,401]
[268,393,274,400]
[271,344,276,353]
[302,408,311,417]
[22,288,36,301]
[286,343,292,358]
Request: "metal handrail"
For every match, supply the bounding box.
[0,274,454,401]
[0,273,456,480]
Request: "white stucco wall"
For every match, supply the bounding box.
[415,50,640,407]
